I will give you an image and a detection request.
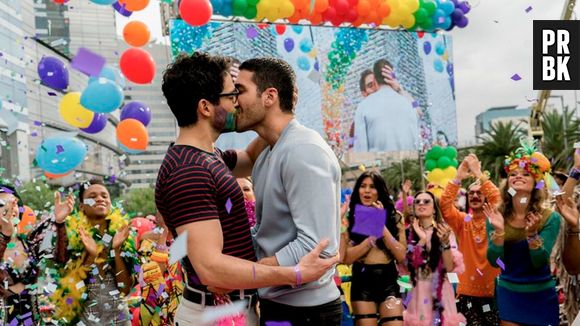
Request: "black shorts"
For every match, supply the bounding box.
[350,262,401,303]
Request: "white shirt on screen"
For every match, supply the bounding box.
[353,86,419,152]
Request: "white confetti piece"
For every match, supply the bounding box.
[169,230,188,265]
[447,272,459,284]
[519,197,528,204]
[76,281,85,289]
[109,290,120,296]
[110,250,116,257]
[507,187,517,196]
[83,198,96,206]
[45,283,57,293]
[482,304,491,313]
[102,233,112,244]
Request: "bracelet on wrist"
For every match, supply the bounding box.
[490,230,505,241]
[451,178,461,186]
[569,167,580,181]
[291,265,302,288]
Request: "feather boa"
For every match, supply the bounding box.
[50,209,139,325]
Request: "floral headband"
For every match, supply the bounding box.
[504,137,551,181]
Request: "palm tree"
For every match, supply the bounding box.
[382,158,423,193]
[540,108,580,171]
[476,121,526,183]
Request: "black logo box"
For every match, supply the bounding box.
[533,20,580,90]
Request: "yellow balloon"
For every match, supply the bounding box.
[405,0,420,13]
[430,187,443,198]
[281,1,295,18]
[59,92,95,128]
[442,166,457,180]
[427,169,444,184]
[401,15,415,29]
[382,14,402,28]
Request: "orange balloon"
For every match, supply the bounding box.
[310,13,323,25]
[116,118,149,150]
[123,21,150,47]
[378,2,391,18]
[45,171,72,179]
[119,0,150,12]
[18,206,37,234]
[314,0,329,13]
[357,0,371,17]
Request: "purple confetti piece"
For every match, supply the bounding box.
[157,283,165,296]
[70,47,106,77]
[108,175,117,183]
[511,74,522,81]
[112,1,133,17]
[19,206,24,213]
[464,214,472,222]
[31,132,38,137]
[225,198,233,214]
[33,120,42,126]
[24,319,33,326]
[47,92,57,96]
[535,180,545,190]
[412,100,419,108]
[246,27,259,39]
[403,291,413,306]
[423,298,429,304]
[496,257,505,270]
[525,6,532,13]
[56,145,65,154]
[265,322,292,326]
[9,318,18,326]
[66,297,73,304]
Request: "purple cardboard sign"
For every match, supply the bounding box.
[351,204,387,238]
[70,47,106,77]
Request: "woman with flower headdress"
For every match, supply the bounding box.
[52,179,139,325]
[485,137,562,326]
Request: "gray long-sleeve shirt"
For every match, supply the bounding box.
[252,119,341,306]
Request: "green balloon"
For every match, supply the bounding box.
[437,156,452,169]
[247,0,259,5]
[430,146,444,160]
[421,18,434,31]
[243,5,257,19]
[414,8,428,23]
[451,159,459,168]
[422,0,437,16]
[232,0,248,16]
[444,146,457,159]
[425,159,437,171]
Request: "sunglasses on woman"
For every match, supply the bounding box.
[414,198,432,205]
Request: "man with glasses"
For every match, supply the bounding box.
[353,58,419,152]
[439,154,502,326]
[157,52,339,325]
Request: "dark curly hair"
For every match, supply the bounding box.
[162,52,230,127]
[78,178,107,202]
[359,69,373,92]
[239,58,296,113]
[347,171,400,258]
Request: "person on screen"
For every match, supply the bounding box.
[353,59,419,152]
[349,70,379,149]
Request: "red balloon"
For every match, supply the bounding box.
[275,25,287,35]
[53,0,69,3]
[119,48,156,84]
[179,0,213,27]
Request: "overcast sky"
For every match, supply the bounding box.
[116,0,579,145]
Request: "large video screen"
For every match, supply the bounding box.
[170,20,457,156]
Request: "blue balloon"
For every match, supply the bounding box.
[435,41,446,56]
[423,41,432,55]
[38,56,69,91]
[120,101,151,126]
[120,143,143,154]
[314,59,319,72]
[89,66,126,88]
[299,38,313,53]
[297,56,310,71]
[219,0,233,16]
[291,25,304,34]
[284,38,295,52]
[80,79,123,113]
[433,59,444,73]
[438,16,452,30]
[35,137,87,174]
[90,0,116,4]
[438,0,455,15]
[210,0,224,12]
[80,113,108,134]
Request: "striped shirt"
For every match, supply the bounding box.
[155,144,256,288]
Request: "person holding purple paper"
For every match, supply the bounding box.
[341,171,407,326]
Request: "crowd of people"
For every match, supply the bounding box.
[0,52,578,326]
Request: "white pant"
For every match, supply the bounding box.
[174,295,259,326]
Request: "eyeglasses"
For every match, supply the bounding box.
[468,191,482,197]
[218,89,239,104]
[414,198,432,205]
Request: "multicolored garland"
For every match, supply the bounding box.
[50,209,139,325]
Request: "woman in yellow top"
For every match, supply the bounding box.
[340,171,407,326]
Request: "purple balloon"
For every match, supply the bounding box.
[80,113,108,134]
[284,38,295,52]
[120,101,151,126]
[456,16,469,28]
[457,1,470,14]
[423,41,432,55]
[451,8,464,22]
[37,56,69,91]
[446,62,454,76]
